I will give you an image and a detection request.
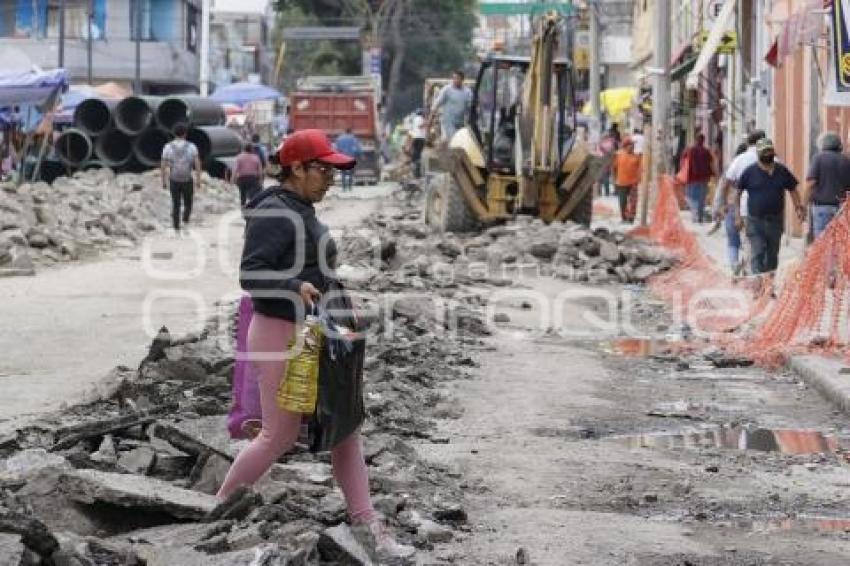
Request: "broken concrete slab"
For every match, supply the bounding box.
[318,524,373,565]
[267,462,334,487]
[0,533,32,566]
[190,453,231,495]
[60,469,218,520]
[789,356,850,414]
[117,446,156,475]
[152,418,236,461]
[0,511,58,560]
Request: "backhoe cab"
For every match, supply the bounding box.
[424,13,608,232]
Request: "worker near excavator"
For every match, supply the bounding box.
[428,70,472,142]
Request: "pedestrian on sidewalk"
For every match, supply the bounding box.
[217,129,415,562]
[334,128,361,192]
[714,131,769,273]
[679,133,716,223]
[804,131,850,239]
[251,133,268,170]
[735,138,806,274]
[161,123,202,235]
[611,136,641,222]
[233,143,264,210]
[597,133,616,197]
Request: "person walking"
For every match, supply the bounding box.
[251,133,268,169]
[713,130,769,273]
[680,133,716,223]
[429,70,472,143]
[597,133,616,197]
[333,128,361,192]
[233,143,264,209]
[160,123,202,235]
[631,127,646,155]
[217,129,415,562]
[735,138,806,274]
[804,131,850,239]
[408,109,427,178]
[611,136,641,222]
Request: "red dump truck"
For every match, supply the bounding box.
[289,76,382,184]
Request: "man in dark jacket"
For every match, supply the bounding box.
[804,131,850,239]
[735,138,806,274]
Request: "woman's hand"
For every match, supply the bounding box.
[299,281,321,309]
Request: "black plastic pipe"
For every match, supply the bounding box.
[115,96,157,135]
[157,96,225,131]
[94,128,133,167]
[188,126,243,163]
[56,128,93,167]
[73,99,116,136]
[207,156,236,180]
[133,127,173,167]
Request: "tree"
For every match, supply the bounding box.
[271,0,476,121]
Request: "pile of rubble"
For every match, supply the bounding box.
[0,169,236,276]
[0,211,487,565]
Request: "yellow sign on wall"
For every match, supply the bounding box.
[574,47,590,70]
[696,30,738,54]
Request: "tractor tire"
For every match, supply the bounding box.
[434,174,477,233]
[567,187,593,227]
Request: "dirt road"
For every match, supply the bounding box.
[419,275,850,565]
[0,185,392,430]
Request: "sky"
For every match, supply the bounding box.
[212,0,268,13]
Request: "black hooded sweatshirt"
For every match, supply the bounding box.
[240,185,337,322]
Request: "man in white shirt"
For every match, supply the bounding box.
[408,109,427,178]
[712,130,766,272]
[429,70,472,142]
[631,128,646,155]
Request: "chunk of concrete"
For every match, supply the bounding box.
[318,524,372,565]
[117,446,156,475]
[191,453,231,495]
[60,469,218,520]
[0,533,30,566]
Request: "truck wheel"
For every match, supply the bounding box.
[434,174,477,233]
[567,188,593,227]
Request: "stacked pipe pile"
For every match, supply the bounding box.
[55,96,243,179]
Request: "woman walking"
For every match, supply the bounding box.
[218,129,414,562]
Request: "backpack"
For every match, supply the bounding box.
[168,141,195,182]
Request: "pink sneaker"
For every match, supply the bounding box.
[352,516,416,564]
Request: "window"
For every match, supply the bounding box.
[130,0,154,41]
[45,0,106,40]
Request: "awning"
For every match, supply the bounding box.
[685,0,736,90]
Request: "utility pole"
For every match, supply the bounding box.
[588,0,601,142]
[134,0,142,94]
[58,0,65,68]
[200,0,211,96]
[87,0,93,84]
[644,0,671,226]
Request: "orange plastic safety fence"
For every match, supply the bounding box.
[636,175,850,367]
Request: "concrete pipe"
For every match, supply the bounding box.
[133,128,173,167]
[207,156,236,181]
[157,96,225,131]
[94,128,133,168]
[115,96,159,135]
[38,160,66,184]
[73,99,116,136]
[188,126,243,164]
[56,129,93,167]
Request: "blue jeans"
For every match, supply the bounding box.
[811,204,839,239]
[340,170,354,191]
[746,214,783,274]
[724,206,741,267]
[685,182,708,223]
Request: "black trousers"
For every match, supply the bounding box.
[410,138,426,178]
[236,176,261,207]
[169,180,194,231]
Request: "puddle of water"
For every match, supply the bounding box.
[615,425,842,455]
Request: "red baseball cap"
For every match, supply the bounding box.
[277,129,356,170]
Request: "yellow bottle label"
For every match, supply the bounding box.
[277,319,323,414]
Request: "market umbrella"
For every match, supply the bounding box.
[0,68,69,106]
[210,82,282,106]
[580,87,637,120]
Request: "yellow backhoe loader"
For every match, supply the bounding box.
[424,12,608,231]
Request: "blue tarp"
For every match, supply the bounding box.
[210,82,282,106]
[0,68,69,106]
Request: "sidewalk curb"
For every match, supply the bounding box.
[788,355,850,413]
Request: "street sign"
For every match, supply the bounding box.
[370,48,381,75]
[696,30,738,54]
[479,2,577,16]
[705,0,724,22]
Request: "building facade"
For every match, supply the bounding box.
[0,0,203,94]
[209,8,271,88]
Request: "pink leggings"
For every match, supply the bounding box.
[216,312,376,522]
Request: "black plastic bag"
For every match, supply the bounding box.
[308,280,367,453]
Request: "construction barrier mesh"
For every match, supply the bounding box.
[636,175,850,367]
